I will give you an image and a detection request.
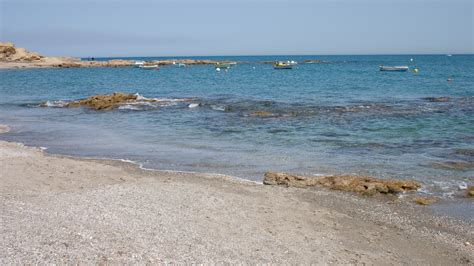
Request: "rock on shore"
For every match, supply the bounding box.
[263,171,421,196]
[0,42,43,62]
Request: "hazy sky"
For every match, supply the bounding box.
[0,0,472,57]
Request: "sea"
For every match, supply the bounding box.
[0,55,473,220]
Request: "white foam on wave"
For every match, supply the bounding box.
[42,100,68,108]
[211,105,226,111]
[134,92,148,101]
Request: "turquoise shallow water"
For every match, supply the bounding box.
[0,55,473,219]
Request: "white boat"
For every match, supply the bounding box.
[215,63,231,69]
[138,65,159,70]
[134,61,145,67]
[177,63,186,67]
[379,65,409,72]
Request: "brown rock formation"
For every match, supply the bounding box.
[414,197,438,205]
[263,171,421,196]
[0,42,44,62]
[66,92,139,110]
[468,186,474,197]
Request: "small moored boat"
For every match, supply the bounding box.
[138,65,159,70]
[274,61,293,69]
[379,65,409,72]
[215,63,231,69]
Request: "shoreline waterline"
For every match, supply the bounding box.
[1,123,472,222]
[0,135,473,263]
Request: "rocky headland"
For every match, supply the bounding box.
[0,42,236,69]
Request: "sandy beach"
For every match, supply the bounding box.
[0,125,472,264]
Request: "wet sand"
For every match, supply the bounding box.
[0,128,473,263]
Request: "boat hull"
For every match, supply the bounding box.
[274,66,293,69]
[139,65,159,70]
[379,66,409,72]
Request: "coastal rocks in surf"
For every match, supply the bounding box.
[66,92,138,110]
[263,171,421,196]
[51,92,196,110]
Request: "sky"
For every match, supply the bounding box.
[0,0,472,57]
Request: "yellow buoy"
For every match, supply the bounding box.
[412,68,419,73]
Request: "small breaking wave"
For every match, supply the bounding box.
[40,100,69,108]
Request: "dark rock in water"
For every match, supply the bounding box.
[263,171,421,196]
[423,97,451,102]
[414,196,438,205]
[454,149,474,157]
[250,111,276,117]
[66,92,138,110]
[431,161,474,170]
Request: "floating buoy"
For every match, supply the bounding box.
[412,68,419,73]
[216,67,221,72]
[410,58,414,62]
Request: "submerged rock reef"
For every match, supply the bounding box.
[431,161,474,170]
[263,171,421,196]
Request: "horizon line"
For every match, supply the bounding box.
[79,53,474,59]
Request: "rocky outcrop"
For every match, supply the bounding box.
[263,171,421,196]
[0,42,239,69]
[468,186,474,197]
[62,92,195,110]
[66,92,140,110]
[0,42,16,60]
[414,196,438,205]
[0,42,44,62]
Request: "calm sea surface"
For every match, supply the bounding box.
[1,55,473,220]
